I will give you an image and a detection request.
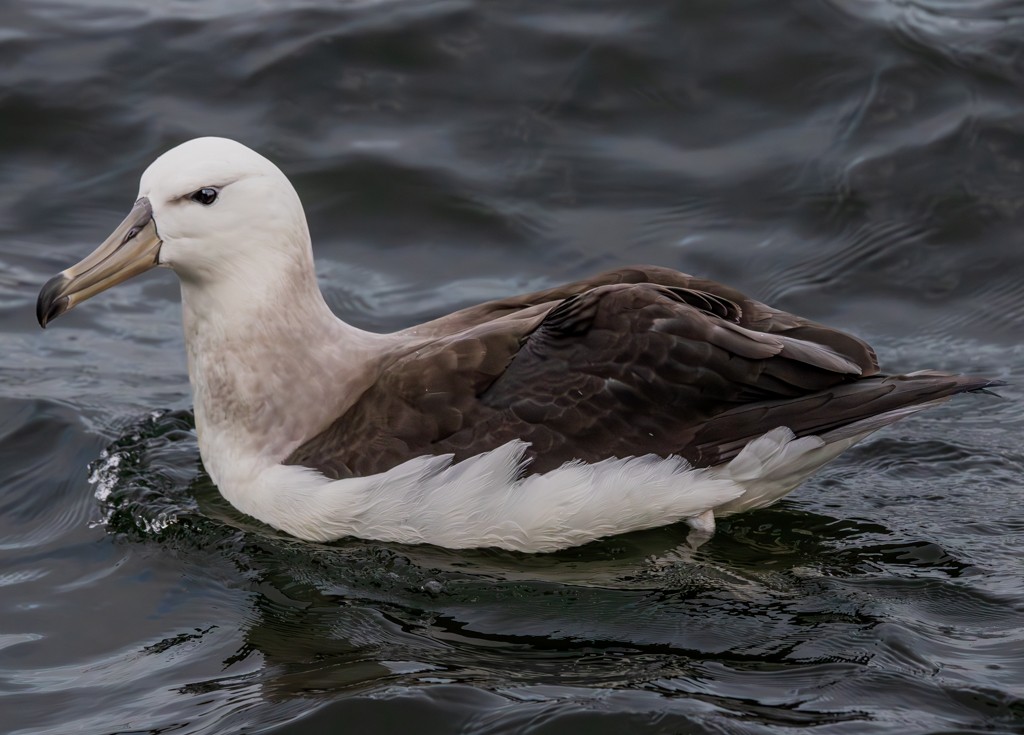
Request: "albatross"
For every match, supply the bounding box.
[36,137,996,552]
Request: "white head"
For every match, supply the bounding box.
[37,137,316,326]
[142,137,311,284]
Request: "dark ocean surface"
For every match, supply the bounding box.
[1,1,1023,733]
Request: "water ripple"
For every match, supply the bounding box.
[3,1,1023,734]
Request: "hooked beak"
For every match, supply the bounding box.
[37,197,162,328]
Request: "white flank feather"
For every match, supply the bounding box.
[709,426,870,516]
[212,425,876,553]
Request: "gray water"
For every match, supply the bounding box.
[2,1,1023,733]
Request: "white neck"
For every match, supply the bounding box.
[177,245,387,494]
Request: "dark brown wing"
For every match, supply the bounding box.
[443,281,875,471]
[285,266,979,478]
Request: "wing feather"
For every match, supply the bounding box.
[285,266,977,478]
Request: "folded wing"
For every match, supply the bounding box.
[286,266,981,478]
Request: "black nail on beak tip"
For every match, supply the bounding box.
[37,274,71,328]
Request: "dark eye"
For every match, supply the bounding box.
[190,187,218,205]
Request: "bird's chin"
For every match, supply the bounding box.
[37,197,162,328]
